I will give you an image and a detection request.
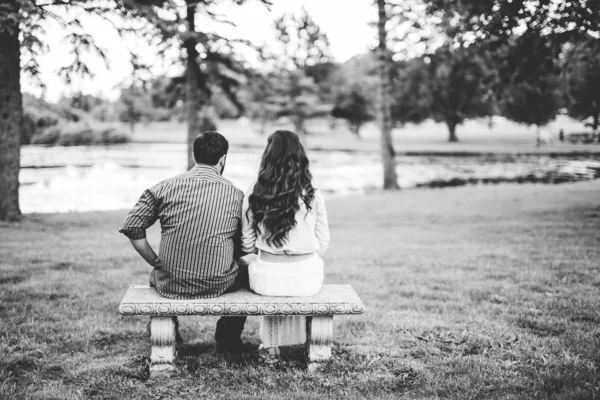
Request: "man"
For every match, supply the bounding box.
[119,131,247,352]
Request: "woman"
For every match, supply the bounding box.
[241,130,330,358]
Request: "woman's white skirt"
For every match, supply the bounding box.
[249,254,324,348]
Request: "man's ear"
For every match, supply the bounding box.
[218,154,227,173]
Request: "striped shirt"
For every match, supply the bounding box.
[119,164,244,299]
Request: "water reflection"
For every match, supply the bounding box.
[20,143,600,213]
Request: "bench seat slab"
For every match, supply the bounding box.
[119,284,365,317]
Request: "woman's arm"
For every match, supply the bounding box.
[314,189,330,254]
[241,190,258,254]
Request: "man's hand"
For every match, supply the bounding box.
[129,238,159,267]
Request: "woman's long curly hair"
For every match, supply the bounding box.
[248,130,315,248]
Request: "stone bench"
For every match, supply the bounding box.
[118,284,365,375]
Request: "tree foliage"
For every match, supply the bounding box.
[391,43,496,142]
[0,0,160,220]
[250,8,333,138]
[391,57,431,126]
[117,84,148,132]
[426,0,600,45]
[497,32,562,142]
[429,45,496,142]
[426,0,599,93]
[129,0,270,167]
[563,36,600,132]
[500,76,561,127]
[332,84,374,137]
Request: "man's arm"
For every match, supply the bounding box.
[129,238,159,267]
[119,189,160,264]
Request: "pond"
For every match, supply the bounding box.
[19,143,600,213]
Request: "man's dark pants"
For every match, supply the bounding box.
[214,264,249,346]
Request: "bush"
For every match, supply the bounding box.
[99,126,129,144]
[151,107,173,122]
[55,122,95,146]
[30,126,61,145]
[29,122,130,146]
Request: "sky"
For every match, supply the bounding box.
[22,0,377,103]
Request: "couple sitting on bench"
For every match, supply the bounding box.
[119,130,330,361]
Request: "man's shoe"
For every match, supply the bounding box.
[258,344,281,366]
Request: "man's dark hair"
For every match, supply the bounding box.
[193,131,229,165]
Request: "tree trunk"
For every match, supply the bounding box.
[350,123,362,140]
[293,117,308,149]
[185,0,201,170]
[447,120,459,142]
[376,0,399,190]
[593,113,599,143]
[259,106,268,135]
[0,7,22,221]
[535,125,541,147]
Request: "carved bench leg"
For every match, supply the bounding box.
[149,316,177,378]
[305,315,333,372]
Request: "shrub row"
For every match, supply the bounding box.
[29,122,130,146]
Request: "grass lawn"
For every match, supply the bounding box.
[1,182,599,399]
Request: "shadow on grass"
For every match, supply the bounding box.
[515,315,566,337]
[0,275,29,285]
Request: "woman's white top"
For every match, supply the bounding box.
[241,187,330,255]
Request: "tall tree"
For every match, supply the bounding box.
[117,84,150,133]
[392,45,496,143]
[498,32,562,146]
[563,37,600,132]
[0,0,134,221]
[0,1,22,220]
[251,8,332,142]
[331,84,374,138]
[134,0,269,169]
[0,0,265,220]
[376,0,399,189]
[500,77,561,146]
[184,1,201,169]
[427,44,496,142]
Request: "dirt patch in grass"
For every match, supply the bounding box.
[42,365,66,380]
[569,313,599,324]
[50,261,74,271]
